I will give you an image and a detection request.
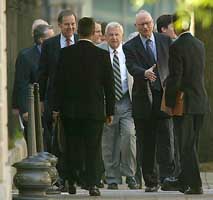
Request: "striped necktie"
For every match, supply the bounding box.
[113,50,123,101]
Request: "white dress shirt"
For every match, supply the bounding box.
[109,44,128,94]
[60,33,75,48]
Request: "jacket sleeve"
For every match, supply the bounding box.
[123,44,148,81]
[165,44,183,108]
[52,50,65,112]
[37,41,49,102]
[12,51,30,114]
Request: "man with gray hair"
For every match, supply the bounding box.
[123,10,173,192]
[32,19,50,36]
[98,22,138,190]
[12,24,54,141]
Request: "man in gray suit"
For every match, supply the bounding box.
[123,10,173,192]
[98,22,137,190]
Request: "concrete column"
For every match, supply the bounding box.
[0,0,11,199]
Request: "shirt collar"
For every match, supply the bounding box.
[60,33,75,44]
[178,31,191,38]
[108,43,123,54]
[140,32,155,46]
[78,38,94,43]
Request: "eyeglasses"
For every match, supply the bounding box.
[136,21,152,27]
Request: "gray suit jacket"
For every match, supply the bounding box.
[123,32,171,119]
[97,42,133,101]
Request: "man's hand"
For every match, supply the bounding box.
[22,112,29,122]
[52,111,59,122]
[106,115,113,125]
[144,64,157,82]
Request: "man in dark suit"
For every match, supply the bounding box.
[52,17,115,196]
[37,9,78,189]
[12,24,54,140]
[123,10,173,192]
[164,11,209,194]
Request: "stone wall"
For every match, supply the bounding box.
[0,0,11,199]
[6,0,42,138]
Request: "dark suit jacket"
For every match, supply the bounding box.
[37,33,78,108]
[12,45,40,114]
[165,32,209,114]
[123,33,171,119]
[52,40,115,120]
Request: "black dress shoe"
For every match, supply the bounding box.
[145,185,160,192]
[161,178,188,193]
[97,180,105,188]
[89,186,101,196]
[126,177,139,189]
[107,183,118,190]
[81,184,89,190]
[55,178,67,192]
[68,185,76,194]
[184,187,203,195]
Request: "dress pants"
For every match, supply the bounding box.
[102,93,137,184]
[62,118,103,187]
[156,118,174,180]
[43,103,67,183]
[134,90,173,187]
[174,114,204,188]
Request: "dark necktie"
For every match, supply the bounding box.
[113,50,123,101]
[146,39,156,65]
[66,38,71,46]
[146,39,161,90]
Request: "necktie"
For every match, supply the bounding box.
[146,39,156,65]
[146,39,161,90]
[66,38,71,46]
[113,50,123,101]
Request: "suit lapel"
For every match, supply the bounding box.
[74,33,79,43]
[154,33,163,67]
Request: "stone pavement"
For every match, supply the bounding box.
[13,172,213,200]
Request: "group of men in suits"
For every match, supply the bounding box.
[123,10,209,194]
[12,7,209,197]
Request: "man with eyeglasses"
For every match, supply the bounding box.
[123,10,173,192]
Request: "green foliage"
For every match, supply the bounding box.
[129,0,160,10]
[180,0,213,27]
[130,0,213,27]
[8,128,24,149]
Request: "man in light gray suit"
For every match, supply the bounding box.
[98,22,138,190]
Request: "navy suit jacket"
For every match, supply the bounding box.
[123,32,171,119]
[12,45,40,114]
[37,33,78,109]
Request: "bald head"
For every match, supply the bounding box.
[135,10,154,38]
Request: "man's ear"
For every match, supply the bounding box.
[161,27,167,33]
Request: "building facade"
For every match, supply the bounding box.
[0,0,11,199]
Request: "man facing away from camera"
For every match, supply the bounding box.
[52,17,115,196]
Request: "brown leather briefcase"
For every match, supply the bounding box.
[161,89,184,116]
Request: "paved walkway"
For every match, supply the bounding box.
[13,187,213,200]
[13,172,213,200]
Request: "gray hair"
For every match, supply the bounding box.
[33,24,53,44]
[32,19,49,35]
[105,22,124,35]
[136,9,152,19]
